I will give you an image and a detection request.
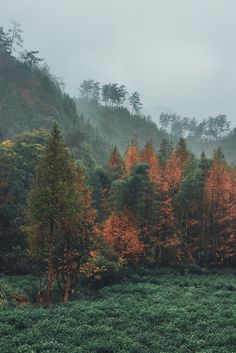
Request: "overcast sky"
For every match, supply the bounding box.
[1,0,236,124]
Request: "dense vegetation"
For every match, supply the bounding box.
[1,22,236,308]
[76,80,236,162]
[1,20,236,352]
[1,271,236,352]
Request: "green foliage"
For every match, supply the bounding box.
[129,91,142,115]
[0,247,36,275]
[1,273,236,352]
[158,138,173,165]
[82,256,126,288]
[79,79,100,103]
[0,130,48,261]
[159,113,231,141]
[102,83,127,106]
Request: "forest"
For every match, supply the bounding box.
[1,20,236,353]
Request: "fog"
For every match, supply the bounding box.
[1,0,236,124]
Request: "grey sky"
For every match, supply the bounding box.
[1,0,236,125]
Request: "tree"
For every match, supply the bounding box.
[159,113,188,138]
[24,125,92,304]
[8,20,23,55]
[20,50,44,68]
[90,166,110,221]
[107,147,124,179]
[102,211,143,261]
[174,157,204,262]
[175,138,189,173]
[158,139,173,166]
[213,147,225,162]
[102,83,127,106]
[204,158,235,264]
[79,80,100,103]
[155,151,183,264]
[0,130,48,259]
[56,162,96,303]
[205,115,230,140]
[142,141,160,185]
[129,91,142,115]
[0,26,11,55]
[124,143,140,175]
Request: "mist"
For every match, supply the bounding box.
[1,0,236,124]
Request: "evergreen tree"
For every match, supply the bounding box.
[158,139,173,166]
[129,91,142,115]
[0,26,11,55]
[175,138,189,172]
[24,125,92,304]
[8,20,23,55]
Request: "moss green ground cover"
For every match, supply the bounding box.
[0,273,236,353]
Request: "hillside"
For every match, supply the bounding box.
[0,53,111,165]
[76,98,236,163]
[1,51,235,164]
[190,130,236,164]
[75,99,169,154]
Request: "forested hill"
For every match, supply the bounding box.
[1,20,236,164]
[0,53,112,165]
[191,131,236,164]
[75,98,168,154]
[76,87,236,163]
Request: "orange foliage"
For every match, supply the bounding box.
[124,144,140,175]
[175,138,189,173]
[204,160,236,263]
[142,142,161,185]
[101,212,144,261]
[107,147,124,177]
[162,153,182,193]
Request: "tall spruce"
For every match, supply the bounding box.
[24,125,88,304]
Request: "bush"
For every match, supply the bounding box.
[0,282,29,307]
[81,256,126,289]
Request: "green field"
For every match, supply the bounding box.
[1,272,236,353]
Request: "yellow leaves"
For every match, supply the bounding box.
[1,139,15,148]
[80,262,107,279]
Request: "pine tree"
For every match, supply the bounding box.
[158,138,173,166]
[124,143,140,175]
[156,152,182,264]
[175,138,189,173]
[204,158,235,264]
[24,125,93,304]
[142,141,161,185]
[129,91,142,115]
[107,147,124,179]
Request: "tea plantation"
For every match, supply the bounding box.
[1,273,236,353]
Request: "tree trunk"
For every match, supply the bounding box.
[47,246,53,306]
[47,219,54,306]
[63,272,72,303]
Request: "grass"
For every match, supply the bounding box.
[0,272,236,352]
